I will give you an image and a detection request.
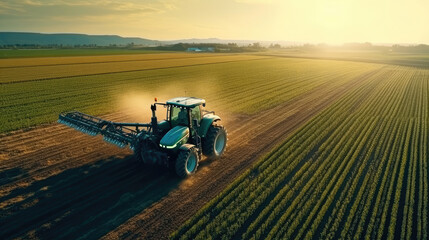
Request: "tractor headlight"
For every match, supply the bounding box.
[159,143,177,149]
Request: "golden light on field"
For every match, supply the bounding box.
[0,0,428,44]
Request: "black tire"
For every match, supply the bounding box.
[203,125,227,159]
[175,147,199,178]
[133,139,159,165]
[133,142,143,164]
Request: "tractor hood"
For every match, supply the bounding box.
[159,126,189,149]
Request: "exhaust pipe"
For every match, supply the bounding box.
[151,104,158,133]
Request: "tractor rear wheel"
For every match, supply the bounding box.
[175,147,199,178]
[203,125,227,159]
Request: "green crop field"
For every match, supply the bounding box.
[172,64,429,240]
[261,49,429,68]
[1,51,428,239]
[0,54,267,83]
[0,54,381,133]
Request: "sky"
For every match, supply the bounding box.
[0,0,428,44]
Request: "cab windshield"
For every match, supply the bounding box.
[170,106,188,126]
[169,105,201,126]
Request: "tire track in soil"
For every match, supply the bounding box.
[0,68,381,240]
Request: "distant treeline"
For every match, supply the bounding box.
[0,44,101,49]
[2,42,429,54]
[302,42,429,53]
[390,44,429,53]
[0,42,268,52]
[139,42,267,52]
[0,42,143,49]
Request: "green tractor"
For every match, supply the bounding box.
[58,97,227,177]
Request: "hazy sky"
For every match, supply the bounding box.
[0,0,428,44]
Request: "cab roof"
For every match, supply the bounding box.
[166,97,206,108]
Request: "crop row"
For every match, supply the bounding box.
[0,57,380,133]
[171,65,429,239]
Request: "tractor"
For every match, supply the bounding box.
[58,97,227,177]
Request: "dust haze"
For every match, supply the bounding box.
[115,76,222,123]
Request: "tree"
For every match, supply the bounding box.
[252,42,261,48]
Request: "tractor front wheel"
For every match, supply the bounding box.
[203,125,227,159]
[175,147,199,178]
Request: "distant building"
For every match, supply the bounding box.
[186,47,215,52]
[187,47,202,52]
[217,48,231,52]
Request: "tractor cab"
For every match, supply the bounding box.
[167,97,205,127]
[159,97,206,150]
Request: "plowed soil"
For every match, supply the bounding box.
[0,69,379,239]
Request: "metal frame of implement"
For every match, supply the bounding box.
[58,111,150,148]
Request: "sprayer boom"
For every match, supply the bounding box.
[58,111,151,148]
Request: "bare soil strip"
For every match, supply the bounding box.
[0,68,381,239]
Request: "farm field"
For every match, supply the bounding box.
[0,53,378,133]
[0,54,268,83]
[0,52,222,68]
[261,49,429,68]
[0,48,166,58]
[172,64,429,239]
[0,51,428,239]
